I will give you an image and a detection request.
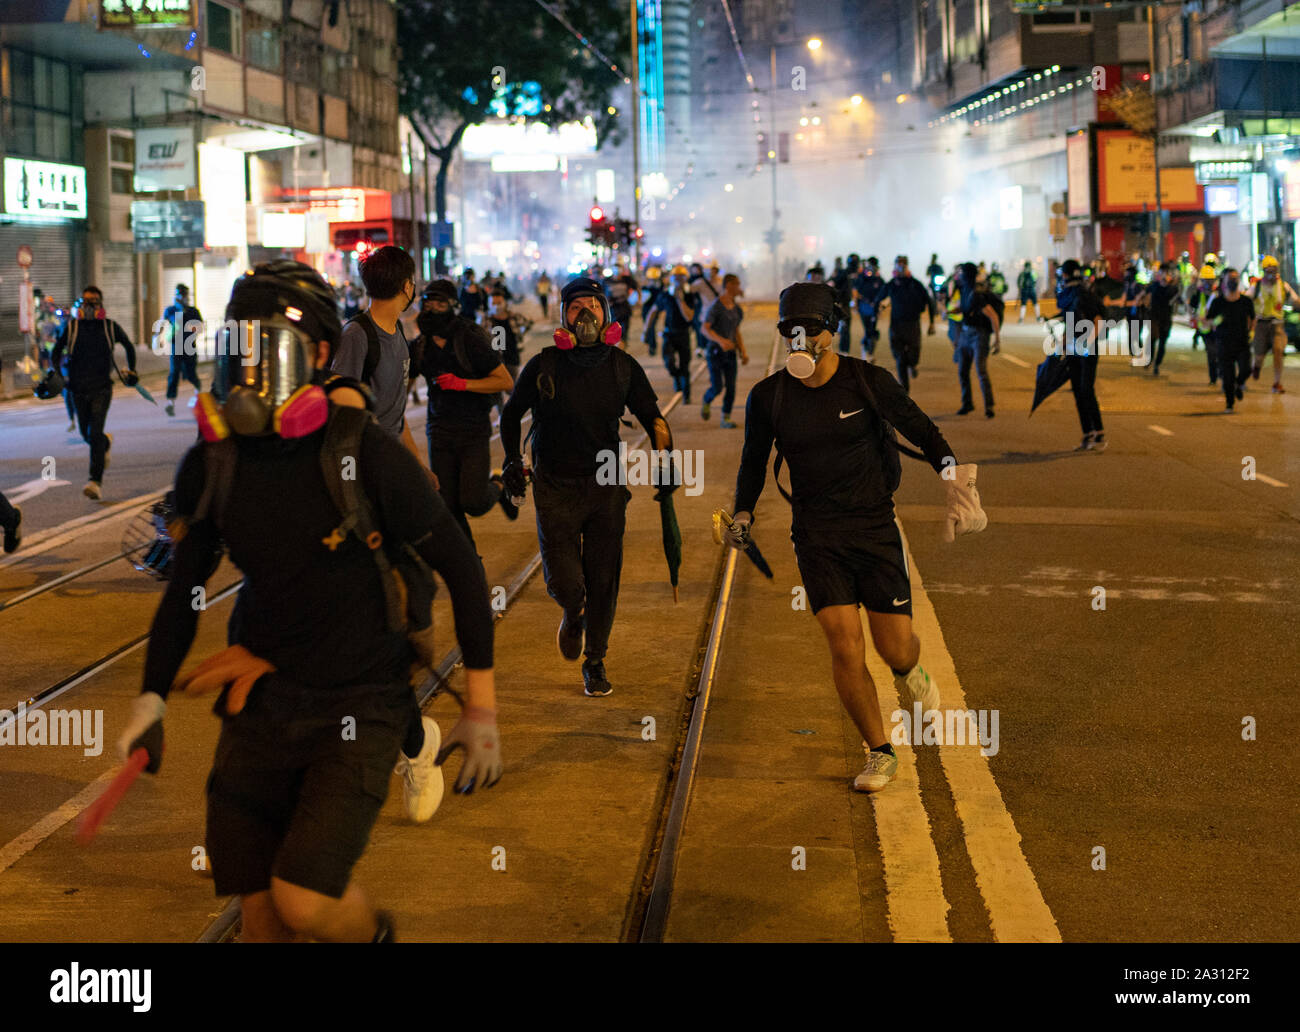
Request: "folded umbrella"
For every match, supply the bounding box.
[655,488,682,602]
[1029,352,1071,416]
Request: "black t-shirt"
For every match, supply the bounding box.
[1206,295,1254,347]
[485,316,521,366]
[51,318,136,392]
[1148,281,1180,319]
[959,287,997,333]
[852,272,885,311]
[656,288,699,337]
[141,418,494,697]
[420,319,501,442]
[734,358,955,532]
[880,276,931,323]
[502,347,662,478]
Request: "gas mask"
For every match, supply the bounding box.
[75,297,106,320]
[783,323,830,380]
[553,299,621,349]
[197,315,328,441]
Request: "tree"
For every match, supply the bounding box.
[398,0,630,272]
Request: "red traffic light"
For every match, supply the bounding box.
[634,227,644,239]
[589,206,605,223]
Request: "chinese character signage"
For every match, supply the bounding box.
[2,158,88,219]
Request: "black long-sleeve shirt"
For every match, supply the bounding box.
[141,417,493,698]
[734,357,955,530]
[500,346,664,478]
[50,318,136,392]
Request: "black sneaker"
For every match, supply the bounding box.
[3,506,20,554]
[491,473,520,520]
[957,404,975,415]
[582,659,613,697]
[985,408,995,419]
[372,910,397,943]
[557,609,584,661]
[1236,387,1244,401]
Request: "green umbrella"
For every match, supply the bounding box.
[655,487,682,603]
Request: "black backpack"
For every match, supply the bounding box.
[769,359,924,503]
[346,310,419,388]
[189,404,435,637]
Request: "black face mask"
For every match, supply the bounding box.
[418,309,455,338]
[1226,278,1240,292]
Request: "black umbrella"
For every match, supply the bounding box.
[1029,351,1071,416]
[655,488,682,602]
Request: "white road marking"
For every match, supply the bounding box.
[1255,474,1288,488]
[3,478,70,505]
[998,353,1030,368]
[1148,424,1174,436]
[0,489,166,568]
[895,524,1062,943]
[861,615,952,943]
[0,767,117,877]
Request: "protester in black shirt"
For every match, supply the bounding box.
[116,260,500,942]
[1206,269,1255,413]
[645,264,699,401]
[725,282,986,794]
[1146,263,1181,375]
[458,268,485,322]
[607,262,639,347]
[484,285,523,420]
[417,280,516,548]
[155,283,203,416]
[499,276,674,698]
[833,254,860,356]
[851,256,885,360]
[49,285,139,500]
[688,262,717,358]
[875,255,935,393]
[1056,259,1108,451]
[953,263,999,418]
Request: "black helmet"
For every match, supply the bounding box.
[777,281,840,336]
[421,279,458,305]
[1060,259,1082,280]
[559,276,612,325]
[33,368,65,400]
[216,260,341,435]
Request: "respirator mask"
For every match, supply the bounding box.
[776,282,839,380]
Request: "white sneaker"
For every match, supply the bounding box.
[895,664,939,713]
[83,480,102,500]
[853,749,899,792]
[393,716,444,823]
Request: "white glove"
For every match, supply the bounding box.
[943,463,987,543]
[117,691,166,773]
[714,511,752,549]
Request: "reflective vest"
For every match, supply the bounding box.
[1253,280,1285,320]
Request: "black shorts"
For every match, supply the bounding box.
[205,673,409,899]
[793,520,913,617]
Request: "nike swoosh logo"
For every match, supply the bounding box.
[892,597,909,606]
[839,408,864,419]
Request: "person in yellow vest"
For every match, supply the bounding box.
[1249,255,1299,393]
[1189,265,1219,384]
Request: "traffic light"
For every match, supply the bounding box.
[587,206,607,247]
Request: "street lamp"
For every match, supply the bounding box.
[807,38,821,51]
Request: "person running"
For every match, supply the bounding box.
[1146,262,1181,376]
[1249,255,1299,393]
[640,264,663,356]
[952,263,999,418]
[1016,261,1037,322]
[156,284,203,417]
[1,490,21,554]
[723,281,987,793]
[926,252,945,305]
[416,280,517,550]
[1208,268,1255,414]
[499,276,675,698]
[852,256,885,361]
[1121,264,1146,358]
[833,254,860,356]
[484,285,524,419]
[876,255,936,394]
[688,262,718,358]
[458,268,486,323]
[645,264,699,401]
[49,285,139,500]
[116,260,500,942]
[1189,265,1219,383]
[1056,259,1107,452]
[331,245,427,466]
[700,273,749,428]
[607,260,639,347]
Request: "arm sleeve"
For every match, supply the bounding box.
[50,325,68,369]
[359,425,494,669]
[500,353,541,459]
[141,448,223,699]
[112,321,137,370]
[733,382,775,516]
[868,366,957,473]
[624,359,665,441]
[331,321,368,381]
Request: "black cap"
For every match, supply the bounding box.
[778,281,838,335]
[421,279,458,304]
[1060,259,1082,278]
[560,276,606,305]
[960,262,978,282]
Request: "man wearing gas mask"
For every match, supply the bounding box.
[116,261,500,941]
[49,285,140,500]
[416,279,517,550]
[499,277,675,698]
[723,282,986,793]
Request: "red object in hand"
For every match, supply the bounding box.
[435,373,467,391]
[77,748,150,845]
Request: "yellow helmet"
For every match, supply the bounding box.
[645,264,662,280]
[1199,265,1217,280]
[1261,255,1280,271]
[671,263,689,277]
